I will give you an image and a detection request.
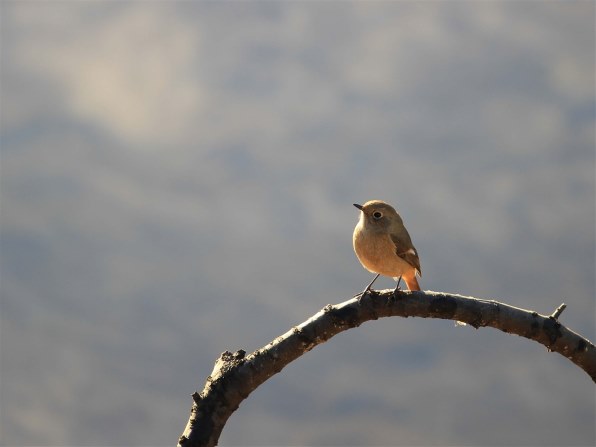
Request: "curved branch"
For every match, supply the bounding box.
[177,290,596,447]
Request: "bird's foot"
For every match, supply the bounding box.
[393,276,403,298]
[355,273,380,305]
[355,287,373,304]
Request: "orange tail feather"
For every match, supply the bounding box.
[404,274,420,291]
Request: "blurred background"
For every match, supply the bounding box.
[1,1,594,446]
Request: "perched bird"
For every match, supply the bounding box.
[353,200,421,294]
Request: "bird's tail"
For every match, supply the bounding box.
[404,274,421,291]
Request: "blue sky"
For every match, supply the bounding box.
[1,1,594,445]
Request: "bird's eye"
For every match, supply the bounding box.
[373,211,383,220]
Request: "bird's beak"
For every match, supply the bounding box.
[353,203,363,211]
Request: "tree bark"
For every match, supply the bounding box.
[177,289,596,447]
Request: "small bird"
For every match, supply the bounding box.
[353,200,421,294]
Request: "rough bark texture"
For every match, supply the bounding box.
[177,289,596,447]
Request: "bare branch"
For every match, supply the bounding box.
[177,290,596,447]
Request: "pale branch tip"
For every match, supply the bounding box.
[178,290,596,447]
[550,302,567,321]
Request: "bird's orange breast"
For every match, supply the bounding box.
[353,225,413,278]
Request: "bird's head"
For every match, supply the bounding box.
[353,200,402,229]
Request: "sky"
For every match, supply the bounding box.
[1,1,595,446]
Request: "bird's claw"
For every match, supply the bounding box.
[392,276,403,298]
[356,288,372,304]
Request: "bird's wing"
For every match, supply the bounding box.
[390,233,422,276]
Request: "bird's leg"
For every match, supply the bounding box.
[393,276,402,296]
[363,273,381,294]
[356,273,380,301]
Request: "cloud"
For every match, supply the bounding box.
[11,3,204,147]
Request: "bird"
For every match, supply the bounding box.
[353,200,421,295]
